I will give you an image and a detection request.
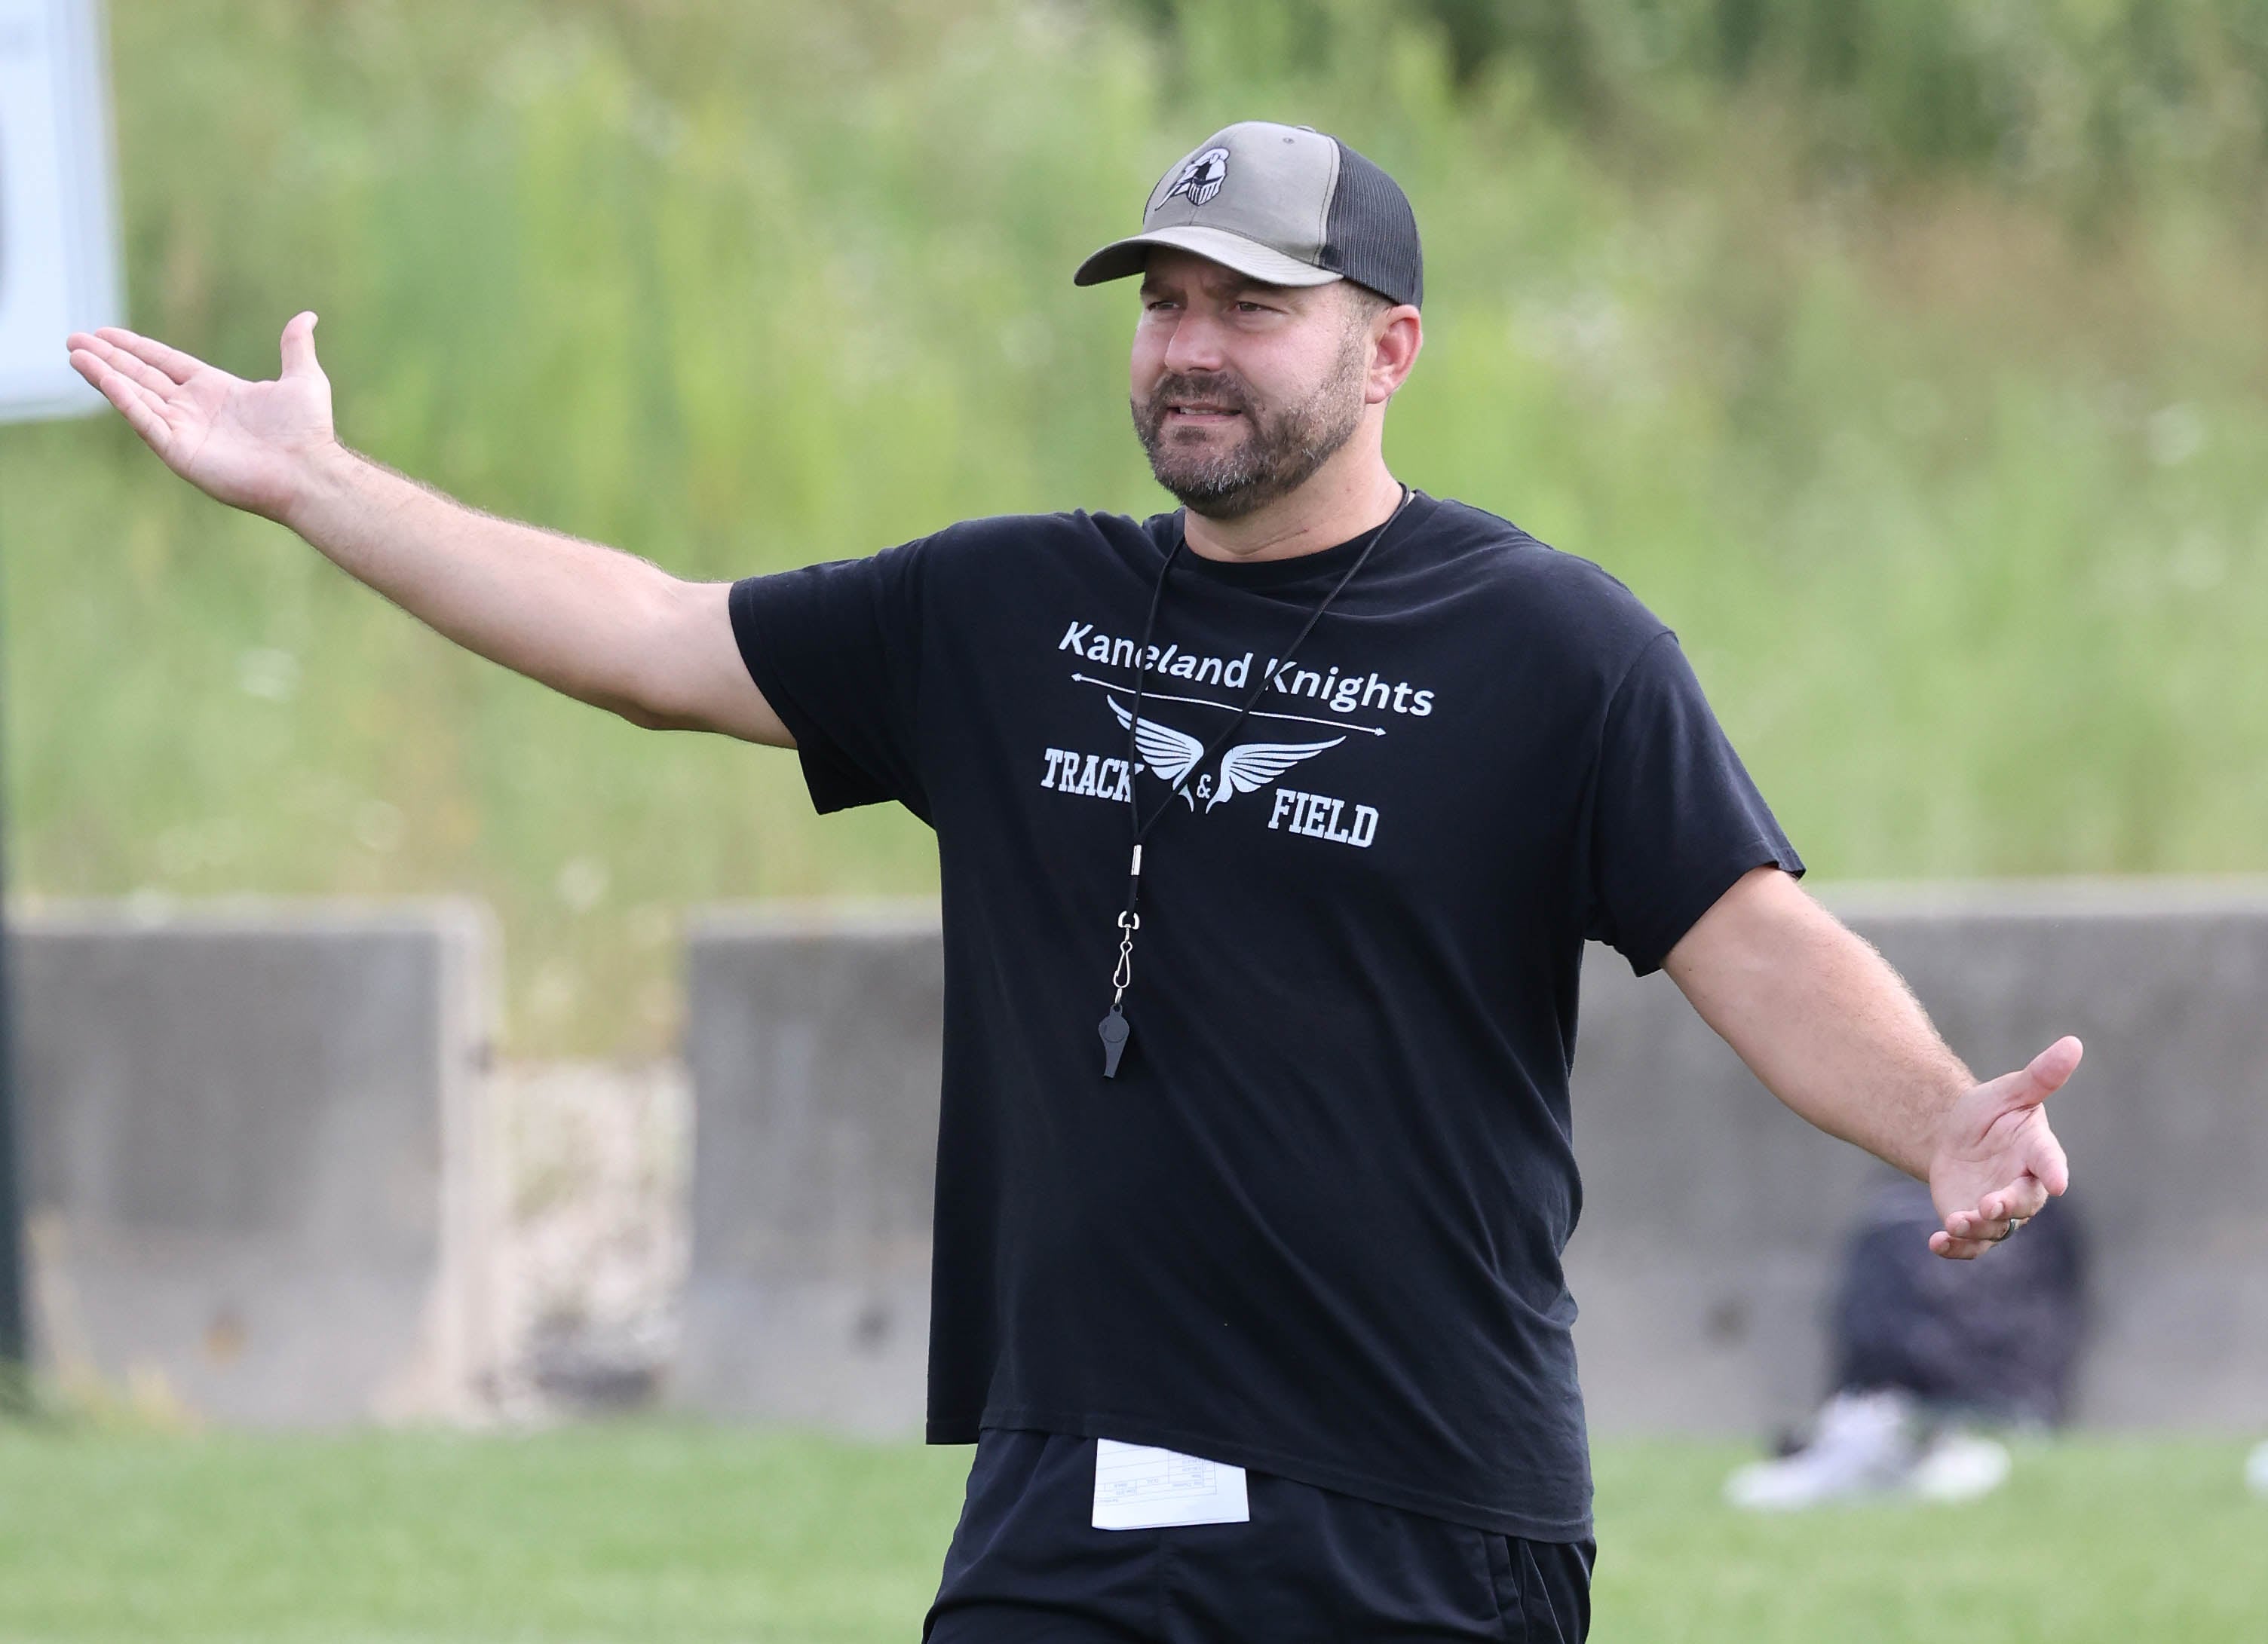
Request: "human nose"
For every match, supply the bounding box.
[1160,310,1227,375]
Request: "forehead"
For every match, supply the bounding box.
[1137,248,1333,303]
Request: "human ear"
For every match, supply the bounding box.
[1368,307,1423,403]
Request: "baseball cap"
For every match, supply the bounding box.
[1074,121,1424,310]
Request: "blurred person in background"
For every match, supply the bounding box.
[1726,1179,2088,1511]
[65,120,2081,1643]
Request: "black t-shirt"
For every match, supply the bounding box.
[729,494,1802,1540]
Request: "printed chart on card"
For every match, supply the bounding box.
[1091,1439,1251,1530]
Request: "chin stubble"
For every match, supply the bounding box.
[1132,326,1369,520]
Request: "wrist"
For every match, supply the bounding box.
[275,438,360,535]
[1917,1074,1976,1179]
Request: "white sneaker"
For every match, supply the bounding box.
[2246,1441,2268,1499]
[1724,1390,1920,1511]
[1906,1429,2012,1503]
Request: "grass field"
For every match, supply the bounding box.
[0,1425,2259,1642]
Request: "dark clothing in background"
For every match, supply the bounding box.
[731,495,1802,1540]
[1832,1177,2088,1422]
[923,1428,1595,1643]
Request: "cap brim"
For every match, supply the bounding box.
[1073,225,1343,291]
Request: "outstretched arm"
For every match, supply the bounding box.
[1663,866,2079,1260]
[66,314,789,745]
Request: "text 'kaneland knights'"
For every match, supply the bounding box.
[1057,621,1436,716]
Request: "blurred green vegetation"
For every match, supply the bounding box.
[5,0,2267,1054]
[0,1424,2260,1641]
[1387,0,2268,206]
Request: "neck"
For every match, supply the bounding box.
[1180,439,1404,565]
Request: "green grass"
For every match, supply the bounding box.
[8,1,2268,1055]
[0,1426,2258,1642]
[1592,1439,2268,1642]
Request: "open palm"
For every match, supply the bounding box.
[65,313,336,522]
[1927,1034,2080,1260]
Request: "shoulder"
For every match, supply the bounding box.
[1412,496,1669,668]
[911,508,1166,561]
[890,509,1169,589]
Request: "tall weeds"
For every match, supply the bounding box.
[5,0,2264,1051]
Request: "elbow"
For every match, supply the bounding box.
[559,654,699,731]
[606,578,724,732]
[609,697,680,733]
[605,672,716,733]
[591,578,784,742]
[608,661,723,733]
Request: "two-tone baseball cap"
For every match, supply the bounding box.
[1074,121,1423,309]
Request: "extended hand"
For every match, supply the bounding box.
[1926,1036,2080,1260]
[65,314,337,522]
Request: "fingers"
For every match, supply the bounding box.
[279,311,322,378]
[1937,1168,2052,1255]
[1929,1229,1993,1261]
[2011,1035,2083,1107]
[69,351,173,452]
[1942,1206,2018,1243]
[1976,1176,2052,1223]
[67,332,179,399]
[85,326,205,385]
[2026,1125,2070,1197]
[1959,1033,2083,1122]
[67,346,155,415]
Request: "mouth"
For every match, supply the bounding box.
[1163,402,1243,424]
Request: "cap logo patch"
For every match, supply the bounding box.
[1163,147,1231,208]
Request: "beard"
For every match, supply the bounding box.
[1131,329,1368,520]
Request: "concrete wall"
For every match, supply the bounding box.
[676,883,2268,1434]
[674,903,940,1434]
[14,899,501,1425]
[1566,880,2268,1435]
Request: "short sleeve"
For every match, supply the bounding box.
[1586,632,1803,974]
[729,540,931,822]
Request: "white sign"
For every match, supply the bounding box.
[0,0,122,422]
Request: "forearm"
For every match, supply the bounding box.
[1665,870,1970,1178]
[282,444,740,732]
[68,317,787,741]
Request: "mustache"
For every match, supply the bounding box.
[1142,372,1254,416]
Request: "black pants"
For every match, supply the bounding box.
[924,1429,1593,1642]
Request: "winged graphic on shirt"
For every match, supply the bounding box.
[1107,696,1344,811]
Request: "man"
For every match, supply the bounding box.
[68,121,2076,1641]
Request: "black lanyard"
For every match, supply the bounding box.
[1098,485,1414,1077]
